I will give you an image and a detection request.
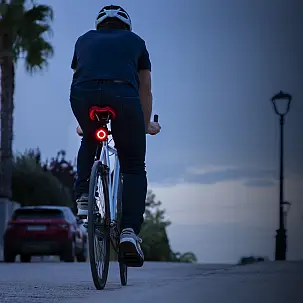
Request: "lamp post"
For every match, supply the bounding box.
[271,91,292,261]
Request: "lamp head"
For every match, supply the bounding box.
[271,91,292,116]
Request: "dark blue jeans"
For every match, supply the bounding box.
[70,80,147,234]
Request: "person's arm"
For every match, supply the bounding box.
[138,42,152,130]
[138,69,152,129]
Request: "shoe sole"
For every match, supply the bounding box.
[119,240,144,267]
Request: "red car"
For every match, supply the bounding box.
[3,205,88,263]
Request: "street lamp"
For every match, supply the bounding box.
[271,91,292,261]
[282,201,291,229]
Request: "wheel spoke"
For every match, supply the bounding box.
[94,234,104,275]
[88,162,110,290]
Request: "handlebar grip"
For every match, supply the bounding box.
[153,114,159,122]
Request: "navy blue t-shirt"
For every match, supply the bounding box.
[71,29,151,93]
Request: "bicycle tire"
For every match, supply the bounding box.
[88,161,110,290]
[116,173,128,286]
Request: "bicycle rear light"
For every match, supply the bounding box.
[96,128,108,141]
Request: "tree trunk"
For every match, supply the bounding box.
[0,33,15,199]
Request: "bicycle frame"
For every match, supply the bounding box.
[95,137,120,223]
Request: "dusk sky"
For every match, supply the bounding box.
[13,0,303,263]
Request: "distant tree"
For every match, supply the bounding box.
[45,150,77,213]
[0,0,54,200]
[172,252,198,263]
[238,255,268,265]
[47,150,76,190]
[140,221,174,261]
[139,190,173,261]
[11,149,73,207]
[140,190,198,263]
[144,190,171,227]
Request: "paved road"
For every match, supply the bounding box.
[0,260,301,303]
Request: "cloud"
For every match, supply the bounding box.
[244,179,276,188]
[148,165,278,188]
[185,167,277,185]
[150,173,303,230]
[149,180,278,226]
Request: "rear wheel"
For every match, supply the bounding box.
[116,174,128,286]
[62,240,75,262]
[119,261,128,286]
[3,248,16,263]
[20,254,31,263]
[77,241,88,262]
[88,161,110,290]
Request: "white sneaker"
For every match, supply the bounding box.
[119,228,144,267]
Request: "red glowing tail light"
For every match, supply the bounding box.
[96,128,108,141]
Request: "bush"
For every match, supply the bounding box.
[238,255,268,265]
[12,150,73,207]
[139,190,198,263]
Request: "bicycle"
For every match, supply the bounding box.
[82,105,158,290]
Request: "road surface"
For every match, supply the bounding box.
[0,260,301,303]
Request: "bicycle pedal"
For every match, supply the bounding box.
[78,214,88,220]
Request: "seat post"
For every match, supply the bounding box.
[95,113,100,122]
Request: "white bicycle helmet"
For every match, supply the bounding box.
[95,5,132,31]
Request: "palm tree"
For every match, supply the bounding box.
[0,0,54,199]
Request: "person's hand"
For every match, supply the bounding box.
[76,125,83,136]
[147,121,161,135]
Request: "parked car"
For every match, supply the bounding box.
[3,205,88,263]
[75,218,88,261]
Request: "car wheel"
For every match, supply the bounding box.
[76,241,87,262]
[62,240,75,262]
[20,254,31,263]
[3,249,16,263]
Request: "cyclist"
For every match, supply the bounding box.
[70,5,161,267]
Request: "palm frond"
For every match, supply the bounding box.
[16,22,52,49]
[24,36,53,73]
[9,0,26,5]
[24,4,53,23]
[20,4,53,40]
[0,0,25,24]
[0,2,8,19]
[0,1,54,71]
